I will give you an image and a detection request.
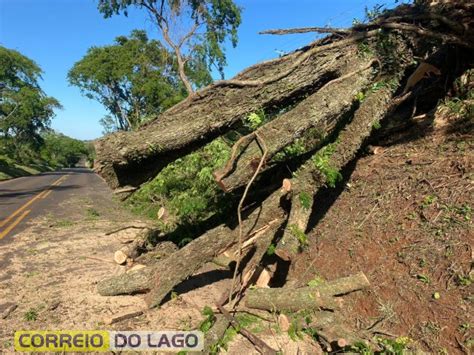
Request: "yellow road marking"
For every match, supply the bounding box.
[0,175,66,228]
[0,209,31,240]
[41,174,69,199]
[41,190,53,199]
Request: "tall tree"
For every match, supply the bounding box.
[68,30,210,132]
[97,0,242,94]
[0,46,61,159]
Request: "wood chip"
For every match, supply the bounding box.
[103,310,144,325]
[114,250,128,265]
[2,304,17,319]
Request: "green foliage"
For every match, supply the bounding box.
[349,336,411,354]
[199,306,215,333]
[307,275,325,287]
[24,308,38,322]
[96,0,241,83]
[273,139,307,161]
[298,191,312,211]
[85,207,100,220]
[311,142,342,188]
[69,30,203,132]
[377,336,412,354]
[0,46,61,160]
[266,243,276,256]
[243,111,266,131]
[416,274,430,284]
[288,224,308,248]
[40,131,91,168]
[127,138,231,237]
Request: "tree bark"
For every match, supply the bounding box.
[97,190,288,298]
[94,44,357,191]
[275,83,401,261]
[244,272,369,312]
[213,57,377,192]
[144,193,288,308]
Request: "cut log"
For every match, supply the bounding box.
[113,228,162,264]
[144,199,287,308]
[114,250,128,265]
[245,272,369,311]
[214,57,377,192]
[97,267,155,296]
[134,241,178,265]
[275,83,401,261]
[97,190,288,299]
[200,314,230,354]
[289,309,369,351]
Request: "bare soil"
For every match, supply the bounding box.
[290,114,473,354]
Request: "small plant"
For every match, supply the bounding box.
[243,111,266,131]
[307,276,325,287]
[298,191,312,211]
[273,139,306,161]
[199,306,215,333]
[24,308,38,321]
[266,243,276,256]
[377,336,412,354]
[86,207,100,219]
[365,4,386,22]
[421,194,437,209]
[312,142,343,188]
[288,224,308,249]
[287,320,304,341]
[372,121,382,130]
[355,91,366,102]
[455,273,472,287]
[459,323,471,332]
[55,219,74,227]
[416,274,431,284]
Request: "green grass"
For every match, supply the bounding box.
[0,154,52,180]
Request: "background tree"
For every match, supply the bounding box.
[40,131,91,168]
[97,0,242,94]
[0,46,61,161]
[68,30,211,132]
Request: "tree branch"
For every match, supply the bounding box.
[259,26,350,36]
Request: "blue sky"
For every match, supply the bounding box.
[0,0,401,140]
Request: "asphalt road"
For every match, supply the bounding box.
[0,168,103,243]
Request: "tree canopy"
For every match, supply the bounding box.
[68,30,211,132]
[96,0,242,94]
[40,131,92,168]
[0,46,61,159]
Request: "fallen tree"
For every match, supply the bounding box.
[95,1,473,352]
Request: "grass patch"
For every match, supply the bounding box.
[24,308,38,322]
[54,219,74,228]
[0,154,48,180]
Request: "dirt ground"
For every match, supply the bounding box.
[290,114,473,354]
[0,113,472,354]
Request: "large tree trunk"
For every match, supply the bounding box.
[94,42,363,192]
[213,57,377,192]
